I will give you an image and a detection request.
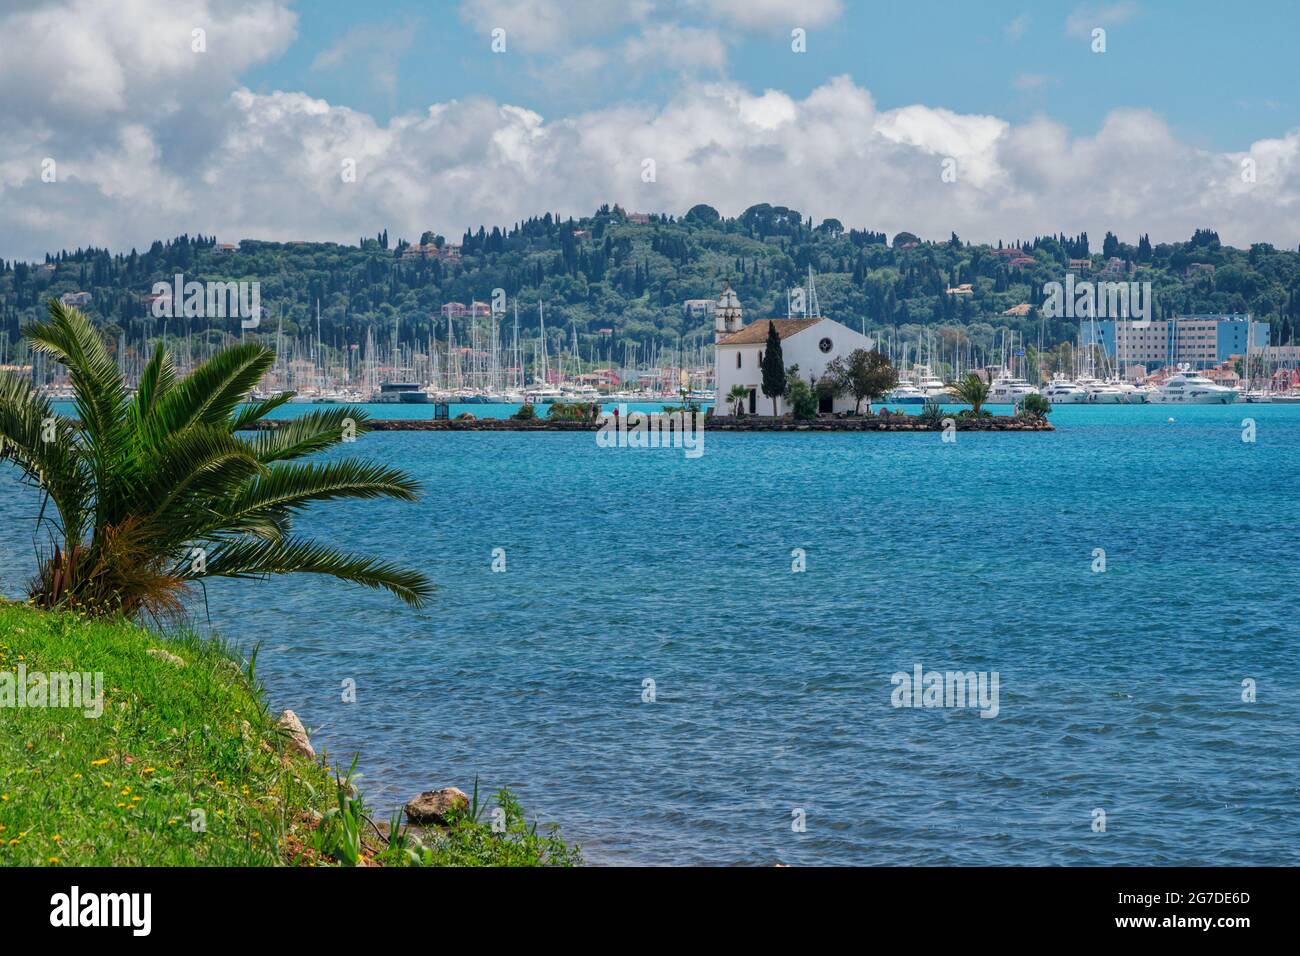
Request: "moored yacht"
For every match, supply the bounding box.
[371,381,429,404]
[988,375,1040,404]
[523,384,563,404]
[1042,379,1089,404]
[884,379,927,404]
[918,375,952,401]
[1079,378,1125,404]
[1149,370,1238,404]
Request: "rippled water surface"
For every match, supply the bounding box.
[2,403,1298,864]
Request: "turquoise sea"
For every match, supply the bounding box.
[2,402,1298,865]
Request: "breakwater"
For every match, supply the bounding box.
[242,414,1053,432]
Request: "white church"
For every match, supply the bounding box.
[711,281,874,416]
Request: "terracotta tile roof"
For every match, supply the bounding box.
[717,318,822,346]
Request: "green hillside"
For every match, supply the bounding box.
[4,204,1299,369]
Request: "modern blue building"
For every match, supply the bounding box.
[1079,314,1268,369]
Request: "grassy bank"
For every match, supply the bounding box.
[0,603,578,866]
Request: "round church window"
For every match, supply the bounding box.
[819,337,833,353]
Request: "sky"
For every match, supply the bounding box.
[1,0,1298,261]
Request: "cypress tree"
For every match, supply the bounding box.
[760,321,786,416]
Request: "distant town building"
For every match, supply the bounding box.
[683,298,716,320]
[1081,314,1266,368]
[215,242,237,253]
[1185,262,1216,278]
[440,301,490,319]
[1001,303,1032,317]
[1261,344,1300,364]
[403,243,461,263]
[945,283,974,296]
[625,212,651,225]
[1203,363,1241,386]
[1098,257,1131,279]
[59,291,92,308]
[1008,255,1035,269]
[1067,258,1092,273]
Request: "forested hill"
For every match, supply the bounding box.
[3,202,1300,363]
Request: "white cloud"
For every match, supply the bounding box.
[1004,14,1029,42]
[1065,2,1138,40]
[457,0,654,51]
[0,0,296,123]
[688,0,843,31]
[624,24,727,72]
[459,0,842,47]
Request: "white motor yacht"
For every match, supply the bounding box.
[1079,378,1125,404]
[988,376,1040,404]
[1149,371,1238,404]
[523,384,564,404]
[918,376,952,401]
[885,379,927,404]
[1041,379,1089,404]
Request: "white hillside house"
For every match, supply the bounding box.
[711,284,874,417]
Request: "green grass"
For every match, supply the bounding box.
[0,603,579,867]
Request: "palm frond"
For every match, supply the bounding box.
[225,459,422,527]
[0,370,90,541]
[22,300,127,438]
[199,536,433,607]
[243,406,373,463]
[129,342,177,423]
[149,342,274,438]
[23,300,131,520]
[141,425,266,525]
[229,391,297,432]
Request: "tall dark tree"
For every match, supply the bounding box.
[759,321,786,417]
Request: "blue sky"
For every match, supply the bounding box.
[247,0,1293,153]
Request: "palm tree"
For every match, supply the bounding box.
[726,383,750,416]
[0,300,432,618]
[948,372,992,416]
